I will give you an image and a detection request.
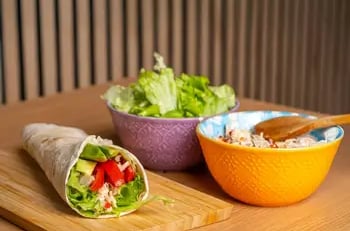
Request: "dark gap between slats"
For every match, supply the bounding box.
[329,0,338,113]
[182,0,187,73]
[345,0,350,113]
[347,0,350,113]
[154,0,159,53]
[304,0,313,109]
[289,0,302,107]
[54,0,61,92]
[73,0,79,87]
[122,0,127,77]
[17,0,25,101]
[285,0,296,107]
[312,0,324,112]
[195,0,201,75]
[305,0,316,111]
[331,0,342,113]
[167,0,173,66]
[264,0,279,100]
[208,0,214,81]
[317,0,329,113]
[246,0,254,98]
[338,0,349,113]
[36,0,43,96]
[275,0,285,105]
[308,1,322,111]
[254,0,263,100]
[106,0,112,81]
[221,0,227,84]
[297,0,308,109]
[244,0,252,98]
[259,0,267,101]
[294,0,305,108]
[137,0,143,69]
[89,0,95,84]
[233,0,240,92]
[309,0,321,112]
[0,0,5,104]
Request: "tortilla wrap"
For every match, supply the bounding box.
[22,123,149,218]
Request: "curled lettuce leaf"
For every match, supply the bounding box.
[137,68,177,115]
[102,53,236,118]
[103,85,134,113]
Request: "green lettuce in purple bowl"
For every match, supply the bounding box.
[103,53,237,118]
[102,53,239,171]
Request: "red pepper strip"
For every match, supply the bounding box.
[100,160,125,187]
[90,165,104,191]
[124,166,135,183]
[104,202,111,209]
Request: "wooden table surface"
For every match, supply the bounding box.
[0,79,349,231]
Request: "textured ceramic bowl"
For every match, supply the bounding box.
[196,111,344,207]
[107,101,240,171]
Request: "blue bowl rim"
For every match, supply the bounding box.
[106,99,240,122]
[196,110,345,151]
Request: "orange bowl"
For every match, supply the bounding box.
[196,111,344,207]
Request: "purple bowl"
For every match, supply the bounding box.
[107,100,240,171]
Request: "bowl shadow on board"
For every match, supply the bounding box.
[154,161,240,203]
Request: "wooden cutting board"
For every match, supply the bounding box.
[0,148,233,231]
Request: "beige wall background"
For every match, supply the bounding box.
[0,0,349,114]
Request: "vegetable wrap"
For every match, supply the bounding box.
[22,123,149,218]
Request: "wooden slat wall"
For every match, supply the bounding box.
[1,0,21,104]
[39,0,58,96]
[0,0,349,114]
[141,0,154,70]
[171,0,183,76]
[76,0,91,88]
[21,0,40,100]
[156,0,170,65]
[109,0,123,82]
[198,0,210,79]
[58,0,75,91]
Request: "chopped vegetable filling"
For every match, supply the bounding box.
[66,144,146,218]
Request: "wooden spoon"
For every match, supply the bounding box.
[254,114,350,141]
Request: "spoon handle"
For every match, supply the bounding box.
[308,114,350,129]
[295,114,350,137]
